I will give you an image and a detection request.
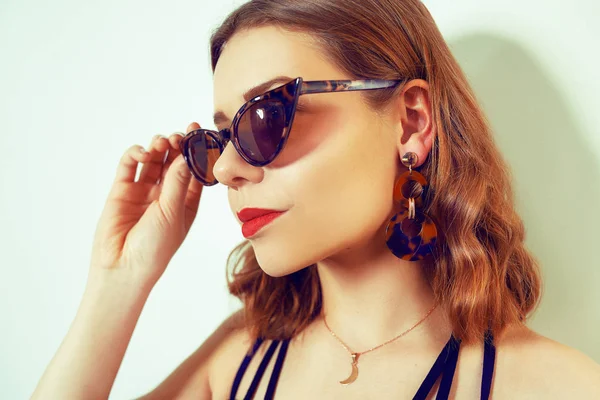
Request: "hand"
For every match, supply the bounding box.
[88,122,204,291]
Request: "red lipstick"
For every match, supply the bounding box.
[237,208,286,238]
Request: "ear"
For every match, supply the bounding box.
[394,79,435,168]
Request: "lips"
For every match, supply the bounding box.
[237,207,286,223]
[241,211,285,238]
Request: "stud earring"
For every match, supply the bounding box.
[385,152,438,261]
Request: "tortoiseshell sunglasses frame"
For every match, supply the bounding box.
[180,77,403,186]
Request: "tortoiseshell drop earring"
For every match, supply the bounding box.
[385,152,438,261]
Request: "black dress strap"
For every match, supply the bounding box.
[265,338,291,400]
[412,334,460,400]
[243,339,280,400]
[229,336,290,400]
[481,329,496,400]
[230,330,496,400]
[229,336,264,400]
[435,337,461,399]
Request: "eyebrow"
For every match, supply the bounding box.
[213,75,294,127]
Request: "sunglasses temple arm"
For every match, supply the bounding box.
[299,79,402,95]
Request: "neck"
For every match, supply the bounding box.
[315,232,450,353]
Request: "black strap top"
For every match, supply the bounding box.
[230,329,496,400]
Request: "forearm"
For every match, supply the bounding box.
[31,275,151,400]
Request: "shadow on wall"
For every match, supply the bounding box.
[449,33,600,363]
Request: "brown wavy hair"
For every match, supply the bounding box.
[210,0,543,346]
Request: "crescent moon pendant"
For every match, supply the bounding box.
[339,354,360,385]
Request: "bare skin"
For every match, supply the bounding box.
[31,126,206,399]
[205,26,600,399]
[205,318,600,399]
[32,24,600,400]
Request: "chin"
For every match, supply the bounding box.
[254,252,312,278]
[256,260,303,278]
[258,267,291,278]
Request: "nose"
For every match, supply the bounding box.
[212,141,264,187]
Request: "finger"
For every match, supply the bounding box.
[159,133,185,184]
[187,122,201,134]
[138,135,170,184]
[168,132,185,149]
[166,121,201,185]
[113,145,151,183]
[184,173,204,220]
[158,153,193,220]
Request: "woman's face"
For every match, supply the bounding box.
[212,25,402,277]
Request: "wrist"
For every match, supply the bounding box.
[85,267,154,301]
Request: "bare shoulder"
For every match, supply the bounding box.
[492,324,600,399]
[136,308,249,400]
[207,309,257,397]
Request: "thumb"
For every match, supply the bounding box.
[159,154,192,218]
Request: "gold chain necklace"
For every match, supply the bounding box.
[323,303,438,385]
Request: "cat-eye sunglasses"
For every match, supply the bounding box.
[179,77,402,186]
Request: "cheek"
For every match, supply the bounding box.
[251,107,398,276]
[283,107,396,238]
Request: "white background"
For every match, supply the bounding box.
[1,0,598,398]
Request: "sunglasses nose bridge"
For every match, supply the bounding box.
[220,128,231,141]
[216,128,232,151]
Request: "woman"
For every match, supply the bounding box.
[32,0,600,399]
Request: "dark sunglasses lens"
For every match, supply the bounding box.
[237,100,287,163]
[186,131,221,184]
